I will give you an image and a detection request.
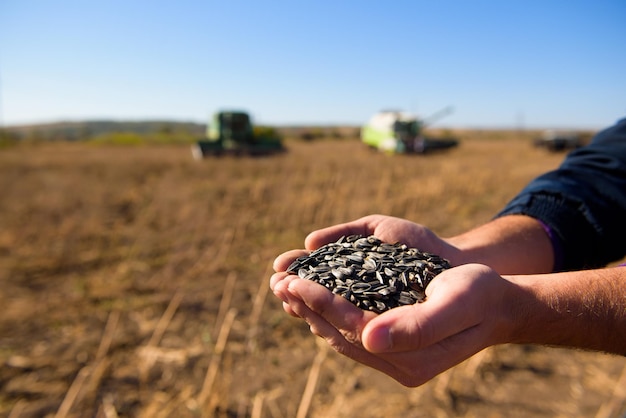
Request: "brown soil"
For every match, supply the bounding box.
[0,136,624,418]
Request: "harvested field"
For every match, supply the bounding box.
[1,133,625,418]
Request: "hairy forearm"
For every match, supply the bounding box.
[444,214,554,274]
[506,267,626,355]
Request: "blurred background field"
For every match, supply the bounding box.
[1,131,625,418]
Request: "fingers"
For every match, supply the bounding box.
[303,215,442,255]
[282,278,412,379]
[270,272,299,316]
[286,278,373,343]
[304,215,383,250]
[270,271,293,294]
[304,224,365,251]
[273,249,309,272]
[272,268,374,348]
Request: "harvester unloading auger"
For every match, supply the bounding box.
[361,106,458,154]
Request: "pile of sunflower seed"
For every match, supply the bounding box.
[286,234,451,313]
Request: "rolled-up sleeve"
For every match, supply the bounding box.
[496,118,626,271]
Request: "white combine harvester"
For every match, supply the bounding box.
[361,107,458,154]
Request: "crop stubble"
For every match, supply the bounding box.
[0,136,625,417]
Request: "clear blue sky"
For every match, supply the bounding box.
[1,0,625,129]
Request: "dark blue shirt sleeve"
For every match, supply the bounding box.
[496,117,626,271]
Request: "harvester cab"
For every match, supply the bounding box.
[209,112,254,148]
[393,117,423,152]
[362,111,416,153]
[192,110,284,159]
[361,107,457,154]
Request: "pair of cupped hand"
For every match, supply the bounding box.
[270,215,516,387]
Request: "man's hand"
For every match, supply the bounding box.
[271,264,517,387]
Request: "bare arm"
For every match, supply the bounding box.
[508,267,626,353]
[445,214,555,274]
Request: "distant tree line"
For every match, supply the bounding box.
[1,121,362,146]
[0,121,206,144]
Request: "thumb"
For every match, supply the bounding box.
[360,304,437,353]
[361,266,486,353]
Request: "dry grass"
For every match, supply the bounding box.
[0,133,625,417]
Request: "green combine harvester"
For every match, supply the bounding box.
[192,111,285,159]
[361,107,458,154]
